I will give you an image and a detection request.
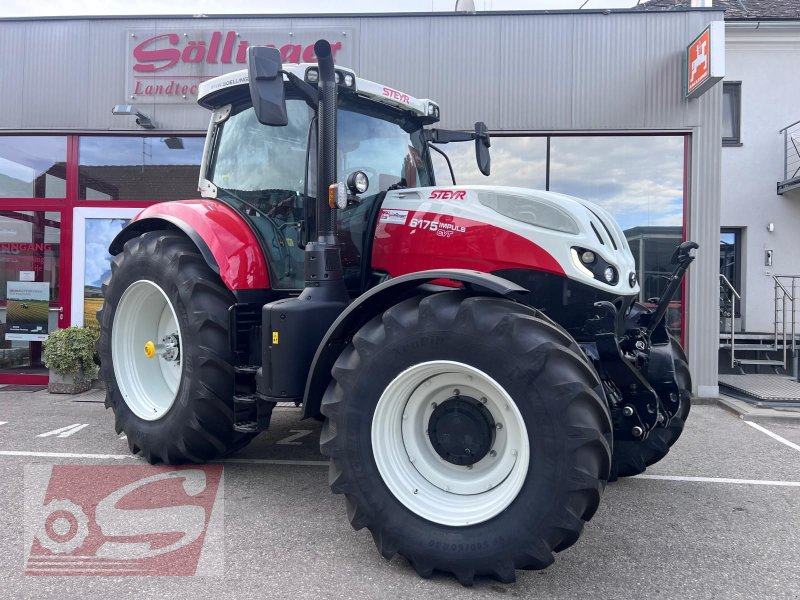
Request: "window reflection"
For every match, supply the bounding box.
[0,137,67,199]
[78,136,204,201]
[432,136,546,189]
[550,135,685,336]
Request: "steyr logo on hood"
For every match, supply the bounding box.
[429,190,466,200]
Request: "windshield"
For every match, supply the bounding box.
[207,98,432,289]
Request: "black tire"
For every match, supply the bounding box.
[610,335,691,478]
[320,292,612,585]
[98,230,255,464]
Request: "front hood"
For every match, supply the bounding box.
[381,185,639,296]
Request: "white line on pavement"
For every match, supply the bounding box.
[744,421,800,453]
[0,421,7,426]
[36,424,89,438]
[0,450,134,460]
[220,457,327,466]
[0,449,328,466]
[634,474,800,487]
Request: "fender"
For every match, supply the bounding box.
[301,269,528,420]
[109,200,270,290]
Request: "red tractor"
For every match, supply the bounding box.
[99,41,696,584]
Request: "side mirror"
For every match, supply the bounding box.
[474,121,491,176]
[248,46,288,126]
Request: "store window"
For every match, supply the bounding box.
[550,135,685,336]
[78,136,205,201]
[0,211,61,376]
[0,136,67,199]
[722,82,741,146]
[431,136,547,189]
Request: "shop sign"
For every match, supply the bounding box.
[126,28,354,104]
[685,22,724,99]
[5,281,50,341]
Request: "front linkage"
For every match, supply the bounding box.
[583,241,698,445]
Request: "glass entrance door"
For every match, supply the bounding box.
[0,210,66,382]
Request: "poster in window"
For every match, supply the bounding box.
[5,281,50,341]
[83,218,130,329]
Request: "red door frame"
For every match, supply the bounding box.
[0,136,74,384]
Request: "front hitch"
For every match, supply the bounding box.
[645,241,699,337]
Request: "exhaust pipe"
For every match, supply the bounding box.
[315,39,337,243]
[256,40,349,407]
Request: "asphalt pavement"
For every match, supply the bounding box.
[0,386,799,599]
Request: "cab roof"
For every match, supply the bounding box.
[197,63,440,124]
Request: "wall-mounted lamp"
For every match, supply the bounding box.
[111,104,155,129]
[767,222,775,232]
[163,136,184,150]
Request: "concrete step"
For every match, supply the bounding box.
[719,344,779,351]
[733,358,785,366]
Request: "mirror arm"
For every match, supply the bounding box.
[283,70,319,109]
[427,143,457,185]
[424,128,474,144]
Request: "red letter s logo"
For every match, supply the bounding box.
[133,33,181,73]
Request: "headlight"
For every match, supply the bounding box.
[571,247,619,286]
[477,192,579,234]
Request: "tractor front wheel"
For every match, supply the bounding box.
[98,230,254,464]
[320,292,612,585]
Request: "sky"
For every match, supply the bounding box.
[0,0,640,18]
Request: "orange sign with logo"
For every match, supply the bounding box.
[687,28,710,95]
[685,23,724,99]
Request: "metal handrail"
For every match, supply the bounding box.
[781,121,800,184]
[779,119,800,134]
[771,275,799,373]
[719,274,740,368]
[774,277,793,299]
[773,275,798,360]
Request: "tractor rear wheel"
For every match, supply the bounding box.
[320,292,612,585]
[98,230,255,464]
[611,335,691,478]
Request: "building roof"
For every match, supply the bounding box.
[636,0,800,20]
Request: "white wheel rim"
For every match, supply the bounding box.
[371,361,530,527]
[111,280,183,421]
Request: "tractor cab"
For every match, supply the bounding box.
[198,63,436,294]
[196,58,488,294]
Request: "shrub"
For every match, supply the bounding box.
[43,326,100,381]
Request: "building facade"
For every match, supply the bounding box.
[0,8,723,395]
[722,11,800,335]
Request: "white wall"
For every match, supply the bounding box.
[722,25,800,332]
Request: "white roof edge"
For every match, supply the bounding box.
[197,63,438,118]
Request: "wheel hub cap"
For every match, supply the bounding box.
[112,280,183,421]
[371,361,530,527]
[427,396,496,466]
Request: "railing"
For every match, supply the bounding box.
[773,275,798,371]
[719,273,740,368]
[779,120,800,194]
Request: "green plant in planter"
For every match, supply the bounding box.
[43,326,100,383]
